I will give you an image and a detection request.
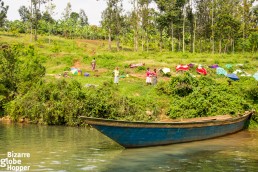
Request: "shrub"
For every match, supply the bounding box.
[167,84,251,119]
[156,73,253,119]
[0,43,45,111]
[6,80,156,125]
[234,77,258,102]
[167,73,198,97]
[137,66,146,71]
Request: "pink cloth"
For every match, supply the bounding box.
[146,70,152,77]
[130,63,145,68]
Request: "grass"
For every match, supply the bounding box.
[1,31,258,120]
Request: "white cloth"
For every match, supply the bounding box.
[146,76,151,83]
[114,76,119,83]
[113,69,119,83]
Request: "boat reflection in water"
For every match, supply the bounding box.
[101,130,258,172]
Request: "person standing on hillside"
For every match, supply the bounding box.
[146,68,152,85]
[91,58,96,70]
[152,68,157,85]
[113,67,119,84]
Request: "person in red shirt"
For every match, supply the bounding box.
[146,68,152,85]
[151,69,157,85]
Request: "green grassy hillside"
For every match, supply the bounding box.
[1,32,258,127]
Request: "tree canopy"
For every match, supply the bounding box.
[1,0,258,53]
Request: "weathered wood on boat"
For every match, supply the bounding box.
[80,112,252,148]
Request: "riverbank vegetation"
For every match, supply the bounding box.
[0,0,257,127]
[0,33,257,128]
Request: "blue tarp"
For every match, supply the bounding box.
[227,73,239,81]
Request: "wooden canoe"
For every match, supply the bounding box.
[80,112,252,148]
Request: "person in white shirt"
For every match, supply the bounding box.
[113,67,119,84]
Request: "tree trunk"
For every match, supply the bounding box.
[108,28,112,51]
[116,37,120,51]
[242,0,247,53]
[193,16,196,53]
[33,2,38,41]
[171,21,174,52]
[134,31,138,52]
[142,34,144,51]
[34,25,37,41]
[30,0,33,42]
[122,33,124,51]
[200,39,202,53]
[48,23,51,44]
[211,0,215,54]
[219,39,222,54]
[183,12,185,53]
[133,0,139,52]
[224,39,229,53]
[178,34,181,52]
[190,23,193,53]
[231,38,234,54]
[146,32,149,52]
[159,30,163,52]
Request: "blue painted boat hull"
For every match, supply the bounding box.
[80,113,252,148]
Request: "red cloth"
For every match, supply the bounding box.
[152,71,157,77]
[176,65,189,71]
[196,67,207,75]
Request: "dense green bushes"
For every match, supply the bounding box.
[93,54,125,70]
[156,73,256,119]
[6,80,157,126]
[0,43,45,114]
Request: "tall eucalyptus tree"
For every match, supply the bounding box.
[130,0,141,51]
[101,0,124,51]
[61,2,72,38]
[241,0,255,52]
[186,0,195,53]
[29,0,50,41]
[18,5,31,33]
[45,0,56,43]
[155,0,177,51]
[155,0,188,52]
[79,9,89,26]
[214,0,241,53]
[0,0,8,27]
[138,0,152,51]
[18,6,30,22]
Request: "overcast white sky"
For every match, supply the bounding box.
[4,0,133,26]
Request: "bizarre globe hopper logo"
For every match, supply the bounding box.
[0,151,31,171]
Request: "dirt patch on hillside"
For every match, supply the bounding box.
[129,73,145,79]
[77,39,105,45]
[70,59,109,76]
[72,60,81,69]
[76,39,107,55]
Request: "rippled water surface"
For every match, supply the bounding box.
[0,122,257,172]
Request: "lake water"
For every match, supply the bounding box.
[0,122,257,172]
